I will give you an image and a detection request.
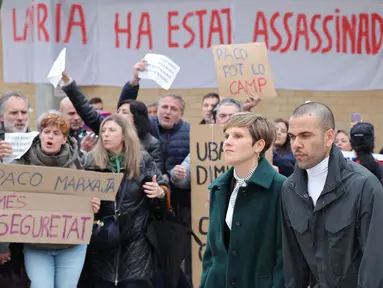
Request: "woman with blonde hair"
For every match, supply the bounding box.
[200,112,285,288]
[83,114,169,288]
[12,113,100,288]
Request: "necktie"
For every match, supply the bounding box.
[225,166,257,230]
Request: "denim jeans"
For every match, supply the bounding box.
[24,244,87,288]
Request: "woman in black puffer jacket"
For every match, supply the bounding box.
[83,115,169,288]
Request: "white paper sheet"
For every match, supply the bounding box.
[138,53,180,90]
[47,48,67,88]
[2,132,39,163]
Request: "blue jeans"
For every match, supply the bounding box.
[24,245,87,288]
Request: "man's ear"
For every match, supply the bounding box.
[0,115,3,122]
[326,129,335,148]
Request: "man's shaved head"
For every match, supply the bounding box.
[59,97,72,110]
[59,97,83,131]
[291,102,335,131]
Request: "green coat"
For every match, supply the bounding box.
[199,158,286,288]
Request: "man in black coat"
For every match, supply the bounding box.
[281,102,383,287]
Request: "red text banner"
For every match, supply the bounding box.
[2,0,383,91]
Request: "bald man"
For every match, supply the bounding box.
[281,102,383,287]
[59,97,87,147]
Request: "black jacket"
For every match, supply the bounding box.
[281,145,383,288]
[83,151,169,285]
[62,81,164,170]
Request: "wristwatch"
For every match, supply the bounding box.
[159,189,166,199]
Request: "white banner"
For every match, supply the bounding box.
[1,0,383,91]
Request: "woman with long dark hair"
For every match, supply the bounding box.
[350,122,383,184]
[272,118,296,177]
[117,99,163,170]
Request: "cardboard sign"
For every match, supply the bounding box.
[0,192,93,244]
[0,164,123,201]
[190,125,273,286]
[0,165,123,244]
[212,42,276,101]
[190,125,227,287]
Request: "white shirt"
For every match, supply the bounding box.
[225,166,257,230]
[307,157,329,206]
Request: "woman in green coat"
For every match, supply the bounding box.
[200,112,286,288]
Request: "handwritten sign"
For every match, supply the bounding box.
[212,42,276,101]
[0,164,123,201]
[190,125,227,287]
[138,53,180,90]
[2,132,39,163]
[0,165,123,244]
[0,192,93,244]
[190,124,274,286]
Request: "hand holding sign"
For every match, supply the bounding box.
[131,59,146,86]
[0,141,12,160]
[212,42,276,101]
[0,252,11,265]
[91,197,101,213]
[242,91,261,112]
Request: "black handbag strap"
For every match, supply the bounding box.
[114,176,127,216]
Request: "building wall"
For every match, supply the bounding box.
[1,21,383,150]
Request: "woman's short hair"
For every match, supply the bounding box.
[37,110,63,131]
[223,112,276,158]
[39,113,70,137]
[92,115,142,179]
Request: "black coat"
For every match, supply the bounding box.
[83,151,169,285]
[282,145,383,287]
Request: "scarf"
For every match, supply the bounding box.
[108,152,125,173]
[26,138,77,168]
[225,166,257,230]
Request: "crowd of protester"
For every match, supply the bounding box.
[0,59,383,288]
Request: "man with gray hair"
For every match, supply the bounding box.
[212,94,261,124]
[0,91,30,159]
[0,91,30,267]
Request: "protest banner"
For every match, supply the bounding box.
[0,164,123,244]
[212,42,276,101]
[190,124,273,286]
[3,0,382,91]
[0,164,123,201]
